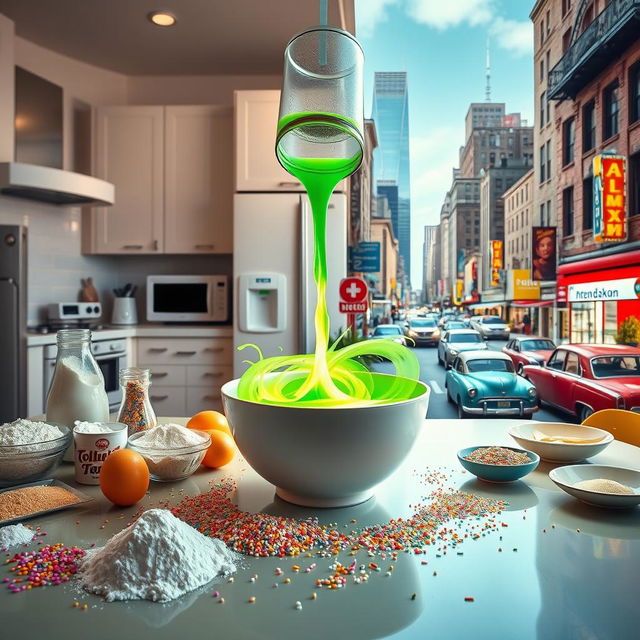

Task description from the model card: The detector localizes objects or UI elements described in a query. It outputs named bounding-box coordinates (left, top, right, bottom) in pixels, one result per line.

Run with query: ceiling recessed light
left=148, top=11, right=176, bottom=27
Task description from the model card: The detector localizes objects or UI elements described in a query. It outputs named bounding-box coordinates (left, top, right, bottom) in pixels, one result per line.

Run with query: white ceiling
left=0, top=0, right=355, bottom=75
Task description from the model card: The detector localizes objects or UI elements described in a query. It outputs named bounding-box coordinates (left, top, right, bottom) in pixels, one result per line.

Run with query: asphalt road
left=373, top=338, right=571, bottom=422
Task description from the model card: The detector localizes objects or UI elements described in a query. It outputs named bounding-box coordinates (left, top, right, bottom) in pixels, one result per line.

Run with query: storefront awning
left=468, top=301, right=504, bottom=310
left=510, top=300, right=554, bottom=308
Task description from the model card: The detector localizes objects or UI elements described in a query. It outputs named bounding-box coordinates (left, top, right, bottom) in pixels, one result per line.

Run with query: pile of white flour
left=0, top=523, right=35, bottom=548
left=74, top=421, right=115, bottom=434
left=79, top=509, right=237, bottom=602
left=133, top=423, right=208, bottom=449
left=0, top=419, right=65, bottom=449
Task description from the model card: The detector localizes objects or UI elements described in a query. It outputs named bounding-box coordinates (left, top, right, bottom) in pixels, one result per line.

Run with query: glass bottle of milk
left=46, top=329, right=110, bottom=460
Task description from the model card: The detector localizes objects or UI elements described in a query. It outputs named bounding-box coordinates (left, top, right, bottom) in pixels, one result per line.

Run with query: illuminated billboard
left=593, top=154, right=627, bottom=242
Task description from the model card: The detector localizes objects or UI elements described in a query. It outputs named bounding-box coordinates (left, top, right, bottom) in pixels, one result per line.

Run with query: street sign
left=349, top=242, right=380, bottom=273
left=339, top=277, right=368, bottom=313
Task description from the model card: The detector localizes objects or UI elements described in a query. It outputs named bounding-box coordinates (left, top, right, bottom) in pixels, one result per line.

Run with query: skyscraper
left=371, top=72, right=411, bottom=286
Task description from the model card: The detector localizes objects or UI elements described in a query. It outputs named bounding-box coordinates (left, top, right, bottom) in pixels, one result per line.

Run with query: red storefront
left=557, top=251, right=640, bottom=344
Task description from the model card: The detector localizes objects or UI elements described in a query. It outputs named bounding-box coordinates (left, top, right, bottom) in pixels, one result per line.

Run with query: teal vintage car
left=445, top=351, right=539, bottom=419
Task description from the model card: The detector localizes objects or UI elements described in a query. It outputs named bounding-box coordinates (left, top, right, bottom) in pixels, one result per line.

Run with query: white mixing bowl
left=222, top=374, right=430, bottom=507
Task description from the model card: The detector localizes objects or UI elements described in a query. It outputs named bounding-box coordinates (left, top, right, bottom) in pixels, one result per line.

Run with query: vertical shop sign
left=593, top=154, right=627, bottom=243
left=490, top=240, right=503, bottom=286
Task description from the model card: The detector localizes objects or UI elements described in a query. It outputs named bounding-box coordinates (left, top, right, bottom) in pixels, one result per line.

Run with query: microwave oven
left=146, top=275, right=228, bottom=322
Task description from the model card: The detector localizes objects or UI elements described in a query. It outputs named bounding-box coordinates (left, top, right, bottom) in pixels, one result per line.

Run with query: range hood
left=0, top=162, right=115, bottom=206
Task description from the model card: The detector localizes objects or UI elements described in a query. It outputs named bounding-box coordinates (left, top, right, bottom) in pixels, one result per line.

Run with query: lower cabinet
left=137, top=337, right=232, bottom=417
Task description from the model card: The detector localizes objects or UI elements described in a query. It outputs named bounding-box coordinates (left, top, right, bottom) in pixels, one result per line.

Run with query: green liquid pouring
left=237, top=113, right=420, bottom=407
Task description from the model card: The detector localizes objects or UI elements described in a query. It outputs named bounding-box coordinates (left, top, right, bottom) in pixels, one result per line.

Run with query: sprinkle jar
left=116, top=368, right=157, bottom=436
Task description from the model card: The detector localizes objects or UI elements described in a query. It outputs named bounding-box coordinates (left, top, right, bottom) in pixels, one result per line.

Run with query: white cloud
left=490, top=18, right=533, bottom=57
left=356, top=0, right=401, bottom=38
left=406, top=0, right=495, bottom=29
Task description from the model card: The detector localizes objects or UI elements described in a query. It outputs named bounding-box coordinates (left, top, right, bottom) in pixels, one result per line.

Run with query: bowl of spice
left=549, top=465, right=640, bottom=509
left=457, top=445, right=540, bottom=483
left=0, top=419, right=72, bottom=487
left=127, top=423, right=211, bottom=482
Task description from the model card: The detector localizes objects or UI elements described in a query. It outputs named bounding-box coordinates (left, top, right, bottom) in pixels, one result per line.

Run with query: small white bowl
left=549, top=465, right=640, bottom=509
left=509, top=422, right=613, bottom=463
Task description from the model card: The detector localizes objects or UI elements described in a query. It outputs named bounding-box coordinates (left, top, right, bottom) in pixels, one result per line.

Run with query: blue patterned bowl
left=457, top=446, right=539, bottom=483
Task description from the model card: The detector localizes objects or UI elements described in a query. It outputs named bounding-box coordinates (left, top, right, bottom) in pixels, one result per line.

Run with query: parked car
left=443, top=320, right=467, bottom=332
left=405, top=318, right=441, bottom=347
left=370, top=324, right=407, bottom=345
left=445, top=351, right=539, bottom=419
left=469, top=315, right=510, bottom=340
left=503, top=335, right=557, bottom=375
left=523, top=344, right=640, bottom=422
left=438, top=313, right=457, bottom=328
left=437, top=329, right=488, bottom=367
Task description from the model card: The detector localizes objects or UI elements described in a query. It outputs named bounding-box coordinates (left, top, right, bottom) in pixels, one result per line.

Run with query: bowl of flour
left=0, top=418, right=71, bottom=487
left=128, top=423, right=210, bottom=482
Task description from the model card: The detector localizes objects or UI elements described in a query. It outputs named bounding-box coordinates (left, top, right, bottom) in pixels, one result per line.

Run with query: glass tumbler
left=276, top=26, right=364, bottom=176
left=116, top=367, right=157, bottom=436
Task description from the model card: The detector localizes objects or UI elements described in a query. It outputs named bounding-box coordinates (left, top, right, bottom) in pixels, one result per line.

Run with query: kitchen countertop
left=2, top=418, right=639, bottom=640
left=26, top=324, right=233, bottom=346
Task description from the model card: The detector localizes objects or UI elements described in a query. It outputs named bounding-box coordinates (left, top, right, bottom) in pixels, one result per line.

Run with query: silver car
left=437, top=329, right=488, bottom=367
left=469, top=315, right=510, bottom=340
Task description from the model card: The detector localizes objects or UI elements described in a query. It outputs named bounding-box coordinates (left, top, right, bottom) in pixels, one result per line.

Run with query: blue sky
left=355, top=0, right=535, bottom=287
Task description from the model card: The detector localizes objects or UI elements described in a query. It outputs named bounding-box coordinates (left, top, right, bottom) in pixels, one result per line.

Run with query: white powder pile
left=133, top=423, right=208, bottom=449
left=574, top=478, right=635, bottom=495
left=0, top=419, right=65, bottom=448
left=74, top=421, right=114, bottom=434
left=0, top=523, right=35, bottom=549
left=79, top=508, right=237, bottom=602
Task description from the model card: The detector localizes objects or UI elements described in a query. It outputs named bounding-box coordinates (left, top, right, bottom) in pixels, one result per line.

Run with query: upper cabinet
left=235, top=90, right=305, bottom=192
left=84, top=105, right=232, bottom=255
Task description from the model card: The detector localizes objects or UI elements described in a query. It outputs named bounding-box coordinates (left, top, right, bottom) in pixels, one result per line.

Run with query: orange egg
left=187, top=410, right=233, bottom=437
left=99, top=448, right=149, bottom=506
left=200, top=429, right=236, bottom=469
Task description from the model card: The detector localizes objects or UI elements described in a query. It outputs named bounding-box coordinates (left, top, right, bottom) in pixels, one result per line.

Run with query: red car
left=523, top=344, right=640, bottom=422
left=503, top=335, right=556, bottom=375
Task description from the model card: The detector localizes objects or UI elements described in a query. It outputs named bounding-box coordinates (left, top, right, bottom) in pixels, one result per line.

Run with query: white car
left=469, top=315, right=510, bottom=340
left=437, top=329, right=488, bottom=366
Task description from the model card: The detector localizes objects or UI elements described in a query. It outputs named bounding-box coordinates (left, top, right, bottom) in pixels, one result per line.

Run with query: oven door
left=95, top=352, right=127, bottom=413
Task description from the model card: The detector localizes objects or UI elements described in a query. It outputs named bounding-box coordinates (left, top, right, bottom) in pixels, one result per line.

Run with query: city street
left=374, top=339, right=567, bottom=421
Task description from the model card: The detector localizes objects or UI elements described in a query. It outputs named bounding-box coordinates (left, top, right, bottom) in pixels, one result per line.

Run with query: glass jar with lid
left=116, top=367, right=157, bottom=436
left=45, top=329, right=110, bottom=460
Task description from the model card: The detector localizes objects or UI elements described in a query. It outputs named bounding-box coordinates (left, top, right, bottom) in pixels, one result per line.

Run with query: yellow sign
left=490, top=240, right=503, bottom=286
left=511, top=269, right=540, bottom=300
left=593, top=154, right=627, bottom=242
left=452, top=279, right=463, bottom=305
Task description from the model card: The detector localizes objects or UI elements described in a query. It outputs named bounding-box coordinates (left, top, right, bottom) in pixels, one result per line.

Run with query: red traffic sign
left=339, top=277, right=368, bottom=314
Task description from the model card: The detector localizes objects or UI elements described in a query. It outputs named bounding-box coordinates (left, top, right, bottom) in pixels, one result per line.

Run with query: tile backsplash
left=0, top=195, right=232, bottom=325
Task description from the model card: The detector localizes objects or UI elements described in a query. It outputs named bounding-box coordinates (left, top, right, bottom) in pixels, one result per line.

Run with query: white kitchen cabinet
left=85, top=105, right=232, bottom=255
left=137, top=337, right=232, bottom=417
left=234, top=90, right=346, bottom=193
left=164, top=106, right=233, bottom=254
left=88, top=106, right=164, bottom=254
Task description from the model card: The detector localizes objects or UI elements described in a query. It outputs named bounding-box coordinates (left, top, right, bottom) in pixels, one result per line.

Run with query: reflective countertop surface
left=2, top=418, right=639, bottom=640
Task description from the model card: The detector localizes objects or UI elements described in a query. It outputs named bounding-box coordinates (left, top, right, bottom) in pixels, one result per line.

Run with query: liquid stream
left=237, top=113, right=420, bottom=407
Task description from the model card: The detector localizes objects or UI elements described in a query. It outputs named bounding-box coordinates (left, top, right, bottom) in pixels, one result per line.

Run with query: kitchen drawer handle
left=176, top=350, right=197, bottom=356
left=204, top=372, right=223, bottom=378
left=122, top=244, right=143, bottom=250
left=150, top=394, right=168, bottom=401
left=278, top=181, right=301, bottom=187
left=195, top=244, right=214, bottom=250
left=153, top=372, right=168, bottom=377
left=149, top=348, right=168, bottom=353
left=204, top=347, right=224, bottom=353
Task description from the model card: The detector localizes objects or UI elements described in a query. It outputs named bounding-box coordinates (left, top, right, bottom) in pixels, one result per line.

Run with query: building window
left=629, top=62, right=640, bottom=124
left=540, top=144, right=546, bottom=183
left=562, top=0, right=572, bottom=17
left=540, top=20, right=544, bottom=46
left=562, top=28, right=572, bottom=54
left=546, top=200, right=551, bottom=226
left=539, top=59, right=544, bottom=83
left=563, top=186, right=574, bottom=237
left=546, top=140, right=551, bottom=178
left=582, top=100, right=596, bottom=152
left=546, top=10, right=551, bottom=35
left=630, top=152, right=640, bottom=216
left=603, top=81, right=620, bottom=140
left=539, top=92, right=546, bottom=128
left=583, top=177, right=593, bottom=230
left=546, top=51, right=550, bottom=79
left=563, top=118, right=575, bottom=166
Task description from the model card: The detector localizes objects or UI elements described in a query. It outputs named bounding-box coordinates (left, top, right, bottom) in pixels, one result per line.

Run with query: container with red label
left=73, top=421, right=128, bottom=485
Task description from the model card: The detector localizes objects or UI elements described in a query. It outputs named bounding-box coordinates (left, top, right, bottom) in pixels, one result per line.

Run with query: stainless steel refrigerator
left=233, top=193, right=347, bottom=378
left=0, top=224, right=27, bottom=422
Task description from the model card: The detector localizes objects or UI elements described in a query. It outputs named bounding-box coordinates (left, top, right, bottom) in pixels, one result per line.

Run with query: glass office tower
left=372, top=72, right=411, bottom=285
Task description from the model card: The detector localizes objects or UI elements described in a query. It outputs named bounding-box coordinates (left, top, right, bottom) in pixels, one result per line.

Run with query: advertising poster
left=593, top=154, right=627, bottom=243
left=490, top=240, right=503, bottom=286
left=531, top=227, right=557, bottom=281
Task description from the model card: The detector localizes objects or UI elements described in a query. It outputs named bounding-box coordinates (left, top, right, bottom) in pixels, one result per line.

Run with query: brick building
left=544, top=0, right=640, bottom=343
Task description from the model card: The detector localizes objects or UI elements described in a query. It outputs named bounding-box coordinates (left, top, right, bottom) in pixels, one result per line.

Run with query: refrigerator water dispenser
left=238, top=273, right=286, bottom=333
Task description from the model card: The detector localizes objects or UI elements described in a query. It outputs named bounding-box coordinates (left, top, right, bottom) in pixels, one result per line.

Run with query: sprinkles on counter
left=464, top=447, right=531, bottom=466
